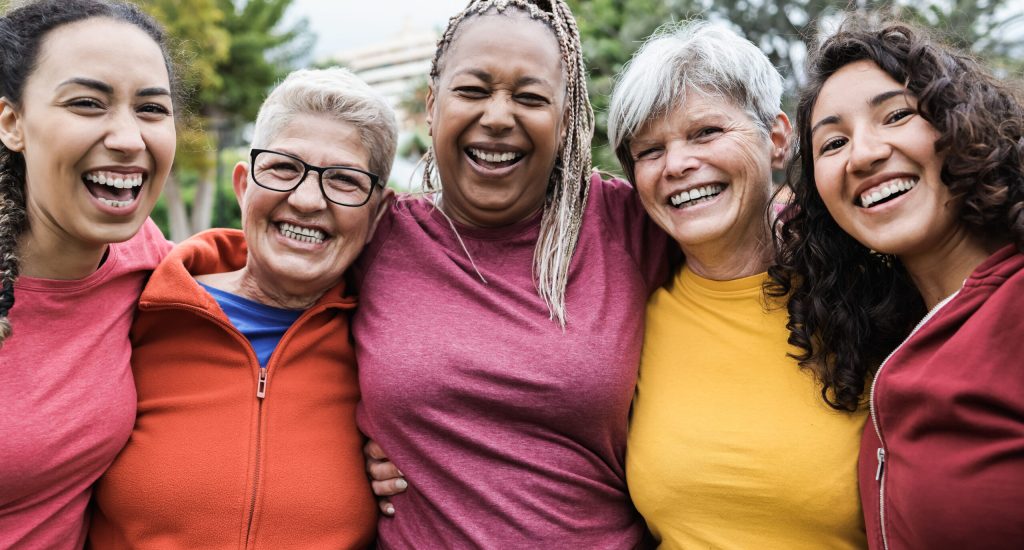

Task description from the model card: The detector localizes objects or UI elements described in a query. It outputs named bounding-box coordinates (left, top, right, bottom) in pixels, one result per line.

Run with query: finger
left=368, top=459, right=404, bottom=482
left=364, top=439, right=388, bottom=460
left=372, top=477, right=409, bottom=497
left=378, top=498, right=395, bottom=516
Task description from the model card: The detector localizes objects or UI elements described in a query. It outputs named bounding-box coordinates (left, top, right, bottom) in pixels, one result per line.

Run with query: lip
left=852, top=172, right=917, bottom=198
left=82, top=165, right=150, bottom=217
left=465, top=142, right=526, bottom=154
left=665, top=182, right=728, bottom=208
left=274, top=218, right=332, bottom=237
left=464, top=149, right=522, bottom=179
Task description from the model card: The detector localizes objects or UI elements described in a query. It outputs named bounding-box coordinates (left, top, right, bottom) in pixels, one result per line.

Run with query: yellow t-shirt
left=627, top=266, right=867, bottom=549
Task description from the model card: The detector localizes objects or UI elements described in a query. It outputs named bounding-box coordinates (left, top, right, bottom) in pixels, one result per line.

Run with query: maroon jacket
left=859, top=245, right=1024, bottom=549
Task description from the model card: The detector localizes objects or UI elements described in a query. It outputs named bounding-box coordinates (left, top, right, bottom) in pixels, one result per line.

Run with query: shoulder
left=110, top=218, right=173, bottom=273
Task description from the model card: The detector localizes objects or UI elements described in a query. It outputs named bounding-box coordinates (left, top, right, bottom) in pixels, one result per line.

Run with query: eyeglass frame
left=248, top=148, right=383, bottom=207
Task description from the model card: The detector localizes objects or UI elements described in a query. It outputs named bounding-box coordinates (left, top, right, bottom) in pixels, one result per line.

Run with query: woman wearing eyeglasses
left=88, top=67, right=395, bottom=548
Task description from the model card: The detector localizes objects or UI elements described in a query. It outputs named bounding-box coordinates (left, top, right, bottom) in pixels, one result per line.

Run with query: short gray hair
left=252, top=67, right=399, bottom=183
left=608, top=21, right=784, bottom=180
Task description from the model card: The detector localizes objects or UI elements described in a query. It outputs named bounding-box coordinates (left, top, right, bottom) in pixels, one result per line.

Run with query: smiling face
left=810, top=60, right=960, bottom=260
left=426, top=13, right=566, bottom=227
left=0, top=18, right=174, bottom=253
left=235, top=114, right=387, bottom=299
left=629, top=90, right=788, bottom=261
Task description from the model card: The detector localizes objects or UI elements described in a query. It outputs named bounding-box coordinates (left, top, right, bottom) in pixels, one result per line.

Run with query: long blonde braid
left=422, top=0, right=594, bottom=327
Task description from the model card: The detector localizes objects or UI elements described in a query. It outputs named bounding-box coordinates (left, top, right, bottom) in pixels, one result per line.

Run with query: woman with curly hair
left=771, top=15, right=1024, bottom=549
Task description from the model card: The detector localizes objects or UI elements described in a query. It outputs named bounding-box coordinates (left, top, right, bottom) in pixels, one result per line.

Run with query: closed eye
left=884, top=108, right=914, bottom=124
left=633, top=146, right=663, bottom=161
left=65, top=97, right=105, bottom=111
left=138, top=102, right=172, bottom=118
left=454, top=86, right=488, bottom=98
left=516, top=93, right=550, bottom=106
left=694, top=127, right=723, bottom=141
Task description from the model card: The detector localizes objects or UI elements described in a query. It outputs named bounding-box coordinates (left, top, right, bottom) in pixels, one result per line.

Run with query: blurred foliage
left=140, top=0, right=311, bottom=238
left=567, top=0, right=1024, bottom=177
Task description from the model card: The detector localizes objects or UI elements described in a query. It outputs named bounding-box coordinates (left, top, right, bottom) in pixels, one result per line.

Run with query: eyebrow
left=57, top=77, right=171, bottom=98
left=810, top=88, right=908, bottom=137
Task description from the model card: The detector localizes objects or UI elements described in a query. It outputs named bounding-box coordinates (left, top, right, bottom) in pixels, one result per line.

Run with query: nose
left=288, top=170, right=328, bottom=212
left=479, top=96, right=514, bottom=134
left=847, top=126, right=892, bottom=174
left=664, top=140, right=701, bottom=179
left=104, top=108, right=146, bottom=156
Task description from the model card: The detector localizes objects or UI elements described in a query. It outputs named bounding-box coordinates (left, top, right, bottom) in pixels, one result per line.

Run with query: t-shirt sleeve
left=120, top=218, right=174, bottom=271
left=591, top=173, right=672, bottom=292
left=351, top=199, right=398, bottom=292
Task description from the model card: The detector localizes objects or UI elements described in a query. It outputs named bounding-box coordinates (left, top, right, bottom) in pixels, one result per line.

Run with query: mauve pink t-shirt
left=0, top=219, right=169, bottom=550
left=354, top=175, right=668, bottom=548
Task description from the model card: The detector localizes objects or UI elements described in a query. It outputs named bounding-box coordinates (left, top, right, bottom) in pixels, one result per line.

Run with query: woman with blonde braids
left=355, top=0, right=667, bottom=545
left=0, top=0, right=175, bottom=547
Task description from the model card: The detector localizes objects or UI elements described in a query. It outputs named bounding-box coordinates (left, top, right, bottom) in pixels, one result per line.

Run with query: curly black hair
left=767, top=14, right=1024, bottom=411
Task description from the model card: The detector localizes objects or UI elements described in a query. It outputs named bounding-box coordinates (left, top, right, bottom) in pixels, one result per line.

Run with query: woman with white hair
left=89, top=67, right=396, bottom=548
left=608, top=22, right=867, bottom=548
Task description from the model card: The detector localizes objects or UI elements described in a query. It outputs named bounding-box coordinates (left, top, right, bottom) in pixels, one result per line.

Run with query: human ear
left=232, top=161, right=250, bottom=210
left=0, top=98, right=24, bottom=152
left=425, top=83, right=436, bottom=137
left=769, top=113, right=792, bottom=170
left=365, top=187, right=394, bottom=244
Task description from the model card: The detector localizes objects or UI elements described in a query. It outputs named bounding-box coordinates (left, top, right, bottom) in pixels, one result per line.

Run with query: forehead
left=634, top=91, right=750, bottom=139
left=31, top=18, right=169, bottom=90
left=442, top=13, right=564, bottom=84
left=268, top=114, right=370, bottom=169
left=812, top=60, right=904, bottom=118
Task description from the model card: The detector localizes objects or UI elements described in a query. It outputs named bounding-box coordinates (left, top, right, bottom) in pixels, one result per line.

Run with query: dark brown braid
left=0, top=0, right=173, bottom=347
left=0, top=145, right=26, bottom=344
left=422, top=0, right=595, bottom=327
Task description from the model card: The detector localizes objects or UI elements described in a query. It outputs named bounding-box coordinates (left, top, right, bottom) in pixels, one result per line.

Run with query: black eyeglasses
left=249, top=149, right=382, bottom=207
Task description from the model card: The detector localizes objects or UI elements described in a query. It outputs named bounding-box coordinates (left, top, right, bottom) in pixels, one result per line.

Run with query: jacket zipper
left=143, top=299, right=339, bottom=548
left=868, top=289, right=960, bottom=550
left=245, top=392, right=265, bottom=546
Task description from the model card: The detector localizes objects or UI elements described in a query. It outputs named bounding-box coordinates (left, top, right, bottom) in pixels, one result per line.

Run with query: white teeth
left=860, top=178, right=917, bottom=207
left=670, top=184, right=725, bottom=207
left=84, top=172, right=143, bottom=189
left=469, top=148, right=522, bottom=163
left=278, top=222, right=326, bottom=244
left=98, top=197, right=133, bottom=208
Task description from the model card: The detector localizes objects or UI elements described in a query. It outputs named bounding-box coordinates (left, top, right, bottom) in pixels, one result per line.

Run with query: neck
left=18, top=229, right=108, bottom=280
left=680, top=226, right=773, bottom=281
left=200, top=267, right=323, bottom=310
left=901, top=230, right=1004, bottom=309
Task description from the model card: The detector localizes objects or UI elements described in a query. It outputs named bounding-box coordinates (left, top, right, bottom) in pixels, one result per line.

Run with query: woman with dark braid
left=356, top=0, right=667, bottom=546
left=772, top=15, right=1024, bottom=549
left=0, top=0, right=175, bottom=547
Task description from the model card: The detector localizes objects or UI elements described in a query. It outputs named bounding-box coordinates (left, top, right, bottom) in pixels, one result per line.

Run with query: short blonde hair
left=252, top=68, right=399, bottom=183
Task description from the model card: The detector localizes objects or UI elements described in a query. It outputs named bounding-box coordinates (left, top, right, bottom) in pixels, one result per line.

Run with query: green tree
left=142, top=0, right=311, bottom=240
left=568, top=0, right=1024, bottom=177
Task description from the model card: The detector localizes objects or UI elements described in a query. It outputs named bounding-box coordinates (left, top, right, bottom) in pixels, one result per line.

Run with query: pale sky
left=290, top=0, right=469, bottom=62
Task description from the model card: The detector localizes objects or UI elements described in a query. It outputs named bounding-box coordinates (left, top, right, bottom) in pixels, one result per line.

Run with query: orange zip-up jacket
left=89, top=229, right=376, bottom=549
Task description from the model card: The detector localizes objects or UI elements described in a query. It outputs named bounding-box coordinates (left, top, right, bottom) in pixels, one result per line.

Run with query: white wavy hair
left=252, top=67, right=399, bottom=183
left=608, top=20, right=784, bottom=167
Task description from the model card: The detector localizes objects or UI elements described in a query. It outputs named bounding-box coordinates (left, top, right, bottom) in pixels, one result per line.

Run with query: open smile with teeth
left=277, top=222, right=327, bottom=245
left=466, top=147, right=524, bottom=168
left=83, top=171, right=144, bottom=208
left=859, top=177, right=917, bottom=208
left=670, top=184, right=725, bottom=208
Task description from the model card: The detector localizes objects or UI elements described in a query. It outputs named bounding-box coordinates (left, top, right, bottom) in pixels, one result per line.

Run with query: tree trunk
left=163, top=174, right=191, bottom=243
left=190, top=168, right=216, bottom=234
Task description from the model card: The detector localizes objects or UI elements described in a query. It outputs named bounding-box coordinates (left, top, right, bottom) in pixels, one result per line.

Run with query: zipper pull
left=875, top=447, right=886, bottom=481
left=257, top=366, right=267, bottom=399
